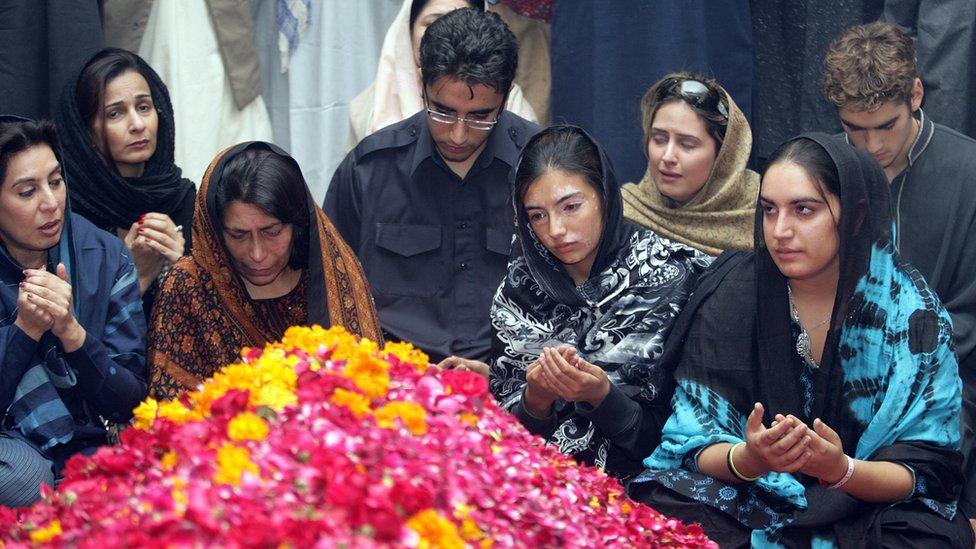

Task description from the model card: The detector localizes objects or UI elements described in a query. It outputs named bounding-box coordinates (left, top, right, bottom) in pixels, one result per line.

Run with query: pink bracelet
left=825, top=455, right=855, bottom=489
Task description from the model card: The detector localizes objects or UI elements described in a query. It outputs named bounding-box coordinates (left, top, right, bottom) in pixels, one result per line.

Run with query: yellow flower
left=343, top=350, right=390, bottom=400
left=458, top=411, right=479, bottom=427
left=375, top=401, right=427, bottom=436
left=453, top=504, right=489, bottom=545
left=281, top=325, right=377, bottom=363
left=157, top=400, right=203, bottom=424
left=382, top=341, right=429, bottom=372
left=227, top=412, right=270, bottom=441
left=460, top=519, right=487, bottom=544
left=29, top=520, right=61, bottom=543
left=160, top=451, right=179, bottom=471
left=406, top=510, right=465, bottom=549
left=330, top=388, right=373, bottom=418
left=189, top=350, right=298, bottom=416
left=132, top=397, right=158, bottom=430
left=213, top=443, right=259, bottom=486
left=171, top=476, right=188, bottom=514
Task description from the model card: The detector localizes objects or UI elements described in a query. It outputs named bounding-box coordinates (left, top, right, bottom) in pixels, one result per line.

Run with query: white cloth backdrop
left=139, top=0, right=275, bottom=185
left=280, top=0, right=401, bottom=203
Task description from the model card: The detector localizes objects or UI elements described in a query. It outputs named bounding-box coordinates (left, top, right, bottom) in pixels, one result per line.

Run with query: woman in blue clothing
left=629, top=133, right=972, bottom=546
left=0, top=116, right=147, bottom=507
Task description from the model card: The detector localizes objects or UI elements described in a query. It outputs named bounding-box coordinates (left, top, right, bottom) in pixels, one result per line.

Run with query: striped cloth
left=276, top=0, right=311, bottom=73
left=0, top=432, right=55, bottom=508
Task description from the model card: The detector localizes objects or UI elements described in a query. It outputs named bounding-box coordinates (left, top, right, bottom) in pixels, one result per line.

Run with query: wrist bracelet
left=824, top=455, right=855, bottom=489
left=727, top=442, right=761, bottom=482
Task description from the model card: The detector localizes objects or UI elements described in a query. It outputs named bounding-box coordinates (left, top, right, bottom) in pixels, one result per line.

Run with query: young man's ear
left=910, top=77, right=924, bottom=112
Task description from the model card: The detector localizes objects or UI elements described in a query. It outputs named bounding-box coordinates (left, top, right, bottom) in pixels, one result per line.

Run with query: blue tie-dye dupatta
left=630, top=134, right=963, bottom=547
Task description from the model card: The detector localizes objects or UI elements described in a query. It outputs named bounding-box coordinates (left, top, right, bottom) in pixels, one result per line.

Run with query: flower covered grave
left=0, top=326, right=714, bottom=548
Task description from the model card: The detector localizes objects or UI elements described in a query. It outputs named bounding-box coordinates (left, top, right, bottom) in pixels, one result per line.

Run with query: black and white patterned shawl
left=488, top=126, right=711, bottom=476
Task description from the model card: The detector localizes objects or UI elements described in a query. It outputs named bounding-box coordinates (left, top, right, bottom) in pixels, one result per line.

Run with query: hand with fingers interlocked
left=124, top=212, right=185, bottom=294
left=18, top=263, right=86, bottom=351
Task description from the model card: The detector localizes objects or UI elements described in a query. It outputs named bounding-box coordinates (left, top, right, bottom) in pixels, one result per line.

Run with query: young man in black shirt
left=824, top=20, right=976, bottom=529
left=325, top=8, right=539, bottom=364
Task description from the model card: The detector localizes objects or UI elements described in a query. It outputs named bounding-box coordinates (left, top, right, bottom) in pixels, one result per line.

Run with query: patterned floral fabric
left=148, top=142, right=381, bottom=400
left=147, top=266, right=307, bottom=400
left=490, top=229, right=710, bottom=476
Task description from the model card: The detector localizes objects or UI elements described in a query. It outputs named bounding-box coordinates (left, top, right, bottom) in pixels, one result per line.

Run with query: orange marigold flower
left=227, top=412, right=270, bottom=441
left=157, top=400, right=202, bottom=425
left=375, top=401, right=427, bottom=436
left=343, top=351, right=390, bottom=400
left=28, top=520, right=61, bottom=543
left=406, top=509, right=465, bottom=549
left=132, top=397, right=158, bottom=430
left=213, top=443, right=259, bottom=487
left=330, top=388, right=373, bottom=418
left=160, top=451, right=179, bottom=471
left=382, top=340, right=429, bottom=372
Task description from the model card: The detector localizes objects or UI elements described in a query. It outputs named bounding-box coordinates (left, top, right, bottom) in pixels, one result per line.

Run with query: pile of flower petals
left=0, top=326, right=714, bottom=548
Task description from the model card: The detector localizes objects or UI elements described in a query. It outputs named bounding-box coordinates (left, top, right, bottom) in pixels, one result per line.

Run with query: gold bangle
left=727, top=442, right=761, bottom=482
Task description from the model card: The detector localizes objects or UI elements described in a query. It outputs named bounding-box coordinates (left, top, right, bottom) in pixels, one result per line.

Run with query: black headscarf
left=511, top=125, right=637, bottom=308
left=54, top=48, right=194, bottom=243
left=752, top=132, right=893, bottom=449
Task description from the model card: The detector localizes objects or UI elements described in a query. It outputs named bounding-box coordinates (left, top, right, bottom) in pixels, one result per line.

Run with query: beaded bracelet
left=822, top=455, right=855, bottom=489
left=727, top=442, right=760, bottom=482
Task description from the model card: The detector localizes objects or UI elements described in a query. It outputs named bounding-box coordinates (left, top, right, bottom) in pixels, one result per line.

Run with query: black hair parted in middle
left=514, top=125, right=605, bottom=209
left=418, top=7, right=518, bottom=97
left=214, top=147, right=310, bottom=270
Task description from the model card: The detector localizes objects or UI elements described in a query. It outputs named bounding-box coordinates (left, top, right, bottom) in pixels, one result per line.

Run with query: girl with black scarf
left=480, top=126, right=711, bottom=480
left=629, top=134, right=972, bottom=547
left=55, top=48, right=195, bottom=315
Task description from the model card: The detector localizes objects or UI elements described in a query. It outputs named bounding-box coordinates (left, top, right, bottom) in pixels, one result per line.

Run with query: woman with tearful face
left=629, top=134, right=972, bottom=547
left=147, top=142, right=381, bottom=400
left=622, top=72, right=759, bottom=257
left=0, top=117, right=146, bottom=507
left=474, top=125, right=710, bottom=480
left=55, top=48, right=195, bottom=315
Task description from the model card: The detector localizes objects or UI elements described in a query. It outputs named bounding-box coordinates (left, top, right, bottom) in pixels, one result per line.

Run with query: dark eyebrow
left=650, top=127, right=702, bottom=142
left=104, top=94, right=152, bottom=109
left=224, top=221, right=284, bottom=233
left=10, top=163, right=61, bottom=187
left=840, top=115, right=899, bottom=131
left=759, top=195, right=826, bottom=205
left=524, top=191, right=584, bottom=210
left=10, top=176, right=38, bottom=187
left=430, top=100, right=493, bottom=116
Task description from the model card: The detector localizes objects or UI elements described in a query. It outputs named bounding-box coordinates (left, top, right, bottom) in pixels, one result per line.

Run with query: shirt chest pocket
left=370, top=223, right=447, bottom=298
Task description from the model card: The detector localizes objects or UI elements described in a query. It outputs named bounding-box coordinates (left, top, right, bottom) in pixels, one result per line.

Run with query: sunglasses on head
left=659, top=78, right=729, bottom=122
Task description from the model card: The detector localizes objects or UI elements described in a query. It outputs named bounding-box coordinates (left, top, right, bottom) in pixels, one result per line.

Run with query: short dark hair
left=822, top=21, right=918, bottom=111
left=409, top=0, right=485, bottom=29
left=515, top=126, right=604, bottom=209
left=214, top=148, right=310, bottom=270
left=0, top=118, right=62, bottom=185
left=419, top=8, right=518, bottom=96
left=764, top=138, right=841, bottom=218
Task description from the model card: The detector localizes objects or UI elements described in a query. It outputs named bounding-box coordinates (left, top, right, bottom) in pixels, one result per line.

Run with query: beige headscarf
left=347, top=0, right=538, bottom=148
left=621, top=81, right=759, bottom=257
